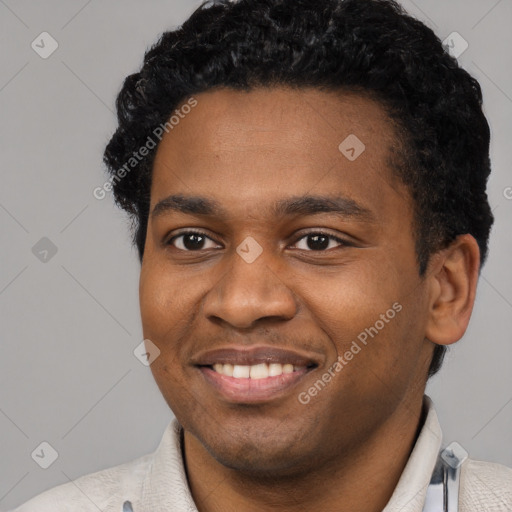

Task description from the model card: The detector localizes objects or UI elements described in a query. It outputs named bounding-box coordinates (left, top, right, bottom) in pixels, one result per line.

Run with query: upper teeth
left=212, top=363, right=297, bottom=379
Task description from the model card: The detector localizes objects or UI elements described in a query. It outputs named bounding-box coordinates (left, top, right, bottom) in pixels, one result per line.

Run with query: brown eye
left=292, top=232, right=347, bottom=251
left=168, top=231, right=221, bottom=251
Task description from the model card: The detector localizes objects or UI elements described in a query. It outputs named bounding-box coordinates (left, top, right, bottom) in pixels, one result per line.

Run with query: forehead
left=151, top=87, right=407, bottom=219
left=156, top=86, right=396, bottom=156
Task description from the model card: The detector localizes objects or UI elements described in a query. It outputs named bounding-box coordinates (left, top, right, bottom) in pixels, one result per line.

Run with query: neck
left=183, top=394, right=427, bottom=512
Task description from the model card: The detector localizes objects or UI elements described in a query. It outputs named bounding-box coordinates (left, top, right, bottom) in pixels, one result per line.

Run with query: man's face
left=139, top=87, right=434, bottom=475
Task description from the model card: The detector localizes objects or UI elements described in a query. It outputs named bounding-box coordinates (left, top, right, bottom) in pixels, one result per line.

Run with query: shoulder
left=459, top=457, right=512, bottom=511
left=11, top=452, right=152, bottom=512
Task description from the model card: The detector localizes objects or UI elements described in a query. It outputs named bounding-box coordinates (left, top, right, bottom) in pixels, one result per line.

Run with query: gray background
left=0, top=0, right=511, bottom=509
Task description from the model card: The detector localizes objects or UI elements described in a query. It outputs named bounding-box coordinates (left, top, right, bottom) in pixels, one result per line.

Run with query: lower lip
left=199, top=366, right=312, bottom=403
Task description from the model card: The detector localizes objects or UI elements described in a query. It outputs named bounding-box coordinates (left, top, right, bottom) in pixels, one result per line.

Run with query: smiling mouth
left=192, top=345, right=321, bottom=403
left=208, top=362, right=316, bottom=379
left=196, top=362, right=318, bottom=403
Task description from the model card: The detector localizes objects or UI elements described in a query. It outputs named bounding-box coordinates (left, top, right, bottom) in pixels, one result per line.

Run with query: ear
left=424, top=234, right=481, bottom=346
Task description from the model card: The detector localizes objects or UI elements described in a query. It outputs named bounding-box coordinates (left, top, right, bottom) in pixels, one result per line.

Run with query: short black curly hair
left=103, top=0, right=494, bottom=378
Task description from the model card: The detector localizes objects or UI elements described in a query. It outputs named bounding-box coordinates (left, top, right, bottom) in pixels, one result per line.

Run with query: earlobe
left=424, top=234, right=480, bottom=346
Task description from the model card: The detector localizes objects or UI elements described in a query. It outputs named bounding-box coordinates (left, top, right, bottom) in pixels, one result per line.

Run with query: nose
left=202, top=246, right=297, bottom=329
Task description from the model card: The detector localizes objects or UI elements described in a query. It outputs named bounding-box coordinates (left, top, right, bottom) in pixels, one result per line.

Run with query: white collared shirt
left=12, top=396, right=512, bottom=511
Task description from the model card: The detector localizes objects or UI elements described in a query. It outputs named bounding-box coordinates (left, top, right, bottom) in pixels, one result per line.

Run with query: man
left=14, top=0, right=511, bottom=510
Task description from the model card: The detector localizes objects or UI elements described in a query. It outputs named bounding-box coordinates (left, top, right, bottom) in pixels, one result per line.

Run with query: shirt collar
left=141, top=395, right=442, bottom=511
left=382, top=395, right=443, bottom=512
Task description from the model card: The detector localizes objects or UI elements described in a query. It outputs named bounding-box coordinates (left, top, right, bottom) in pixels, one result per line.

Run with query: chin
left=213, top=444, right=315, bottom=478
left=196, top=422, right=319, bottom=477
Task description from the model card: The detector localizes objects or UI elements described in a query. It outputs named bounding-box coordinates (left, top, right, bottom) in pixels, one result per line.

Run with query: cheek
left=139, top=261, right=190, bottom=344
left=139, top=270, right=168, bottom=335
left=301, top=263, right=402, bottom=339
left=139, top=265, right=196, bottom=408
left=301, top=262, right=420, bottom=389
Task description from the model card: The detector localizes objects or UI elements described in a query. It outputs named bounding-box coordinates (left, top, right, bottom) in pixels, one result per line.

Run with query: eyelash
left=166, top=230, right=350, bottom=252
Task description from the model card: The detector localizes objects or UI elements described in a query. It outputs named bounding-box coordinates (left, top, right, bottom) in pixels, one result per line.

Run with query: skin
left=139, top=87, right=480, bottom=512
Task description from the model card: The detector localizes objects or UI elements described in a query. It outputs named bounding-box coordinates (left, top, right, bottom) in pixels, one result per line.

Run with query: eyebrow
left=151, top=194, right=376, bottom=222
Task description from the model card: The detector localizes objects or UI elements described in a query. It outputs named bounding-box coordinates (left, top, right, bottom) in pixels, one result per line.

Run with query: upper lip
left=191, top=345, right=322, bottom=367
